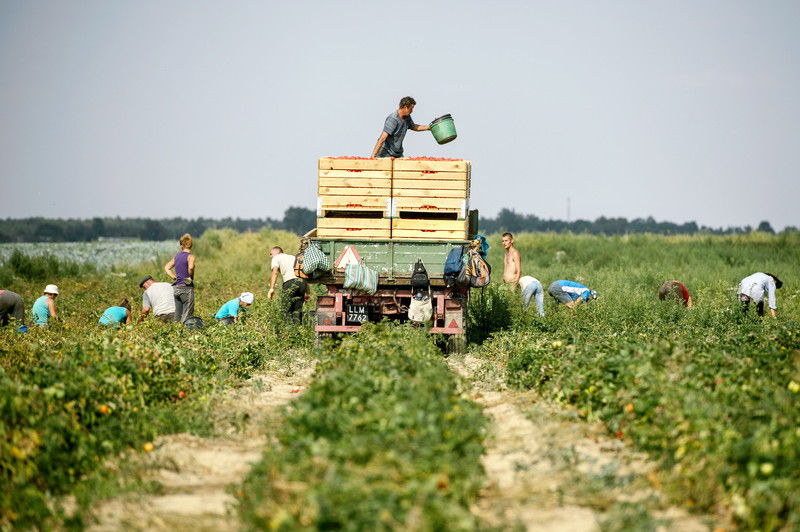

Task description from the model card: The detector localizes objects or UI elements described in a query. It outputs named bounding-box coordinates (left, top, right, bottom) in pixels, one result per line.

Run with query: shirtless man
left=502, top=233, right=521, bottom=288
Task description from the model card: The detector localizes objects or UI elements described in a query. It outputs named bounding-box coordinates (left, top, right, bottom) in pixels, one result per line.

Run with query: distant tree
left=756, top=220, right=775, bottom=234
left=282, top=207, right=316, bottom=235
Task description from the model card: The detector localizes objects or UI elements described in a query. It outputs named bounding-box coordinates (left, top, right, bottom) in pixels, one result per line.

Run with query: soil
left=448, top=353, right=720, bottom=532
left=88, top=361, right=315, bottom=531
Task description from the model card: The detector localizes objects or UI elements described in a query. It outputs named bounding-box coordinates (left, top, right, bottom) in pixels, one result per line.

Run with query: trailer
left=309, top=156, right=477, bottom=348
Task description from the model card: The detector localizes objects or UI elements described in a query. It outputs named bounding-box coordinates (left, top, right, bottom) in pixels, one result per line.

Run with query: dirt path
left=449, top=354, right=718, bottom=532
left=89, top=360, right=315, bottom=532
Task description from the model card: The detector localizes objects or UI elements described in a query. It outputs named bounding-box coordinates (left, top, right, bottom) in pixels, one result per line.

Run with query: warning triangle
left=448, top=320, right=459, bottom=329
left=334, top=245, right=362, bottom=270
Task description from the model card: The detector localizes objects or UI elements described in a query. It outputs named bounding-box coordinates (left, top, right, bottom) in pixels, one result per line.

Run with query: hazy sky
left=1, top=1, right=798, bottom=229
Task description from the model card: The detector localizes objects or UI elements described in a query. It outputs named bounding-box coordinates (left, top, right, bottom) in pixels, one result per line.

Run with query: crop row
left=237, top=324, right=487, bottom=530
left=477, top=284, right=800, bottom=530
left=0, top=300, right=311, bottom=529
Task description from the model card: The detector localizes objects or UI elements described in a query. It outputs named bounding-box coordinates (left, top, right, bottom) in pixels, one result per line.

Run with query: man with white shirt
left=137, top=276, right=176, bottom=322
left=268, top=246, right=308, bottom=323
left=738, top=272, right=782, bottom=318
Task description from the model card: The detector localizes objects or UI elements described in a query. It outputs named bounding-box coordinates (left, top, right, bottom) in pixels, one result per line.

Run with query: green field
left=1, top=230, right=798, bottom=530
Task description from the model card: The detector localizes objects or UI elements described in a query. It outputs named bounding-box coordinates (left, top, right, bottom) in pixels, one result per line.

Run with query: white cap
left=240, top=292, right=254, bottom=305
left=44, top=284, right=59, bottom=295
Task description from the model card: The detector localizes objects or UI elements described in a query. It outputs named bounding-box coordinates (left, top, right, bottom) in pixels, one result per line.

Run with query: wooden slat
left=318, top=169, right=391, bottom=179
left=317, top=217, right=390, bottom=230
left=319, top=187, right=391, bottom=197
left=391, top=228, right=468, bottom=240
left=392, top=179, right=466, bottom=190
left=393, top=159, right=470, bottom=172
left=392, top=219, right=468, bottom=231
left=393, top=197, right=466, bottom=210
left=390, top=170, right=468, bottom=181
left=319, top=157, right=392, bottom=171
left=392, top=188, right=467, bottom=199
left=318, top=177, right=391, bottom=188
left=320, top=196, right=390, bottom=208
left=317, top=227, right=392, bottom=238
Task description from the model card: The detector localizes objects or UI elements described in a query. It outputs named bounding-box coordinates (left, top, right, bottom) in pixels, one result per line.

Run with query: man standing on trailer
left=371, top=96, right=430, bottom=158
left=502, top=233, right=522, bottom=288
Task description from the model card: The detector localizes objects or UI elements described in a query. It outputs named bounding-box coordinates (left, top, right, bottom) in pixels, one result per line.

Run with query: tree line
left=0, top=207, right=792, bottom=243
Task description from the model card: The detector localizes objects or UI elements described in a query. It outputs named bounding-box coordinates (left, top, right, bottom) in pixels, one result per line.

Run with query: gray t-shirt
left=143, top=282, right=176, bottom=316
left=380, top=111, right=415, bottom=157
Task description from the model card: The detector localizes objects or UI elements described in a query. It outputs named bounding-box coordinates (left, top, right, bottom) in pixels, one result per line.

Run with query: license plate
left=346, top=304, right=369, bottom=324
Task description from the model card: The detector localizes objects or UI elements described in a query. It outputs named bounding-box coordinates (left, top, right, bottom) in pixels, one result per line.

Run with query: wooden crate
left=391, top=159, right=470, bottom=214
left=318, top=157, right=392, bottom=171
left=316, top=217, right=391, bottom=239
left=318, top=163, right=392, bottom=217
left=392, top=158, right=471, bottom=173
left=391, top=218, right=469, bottom=241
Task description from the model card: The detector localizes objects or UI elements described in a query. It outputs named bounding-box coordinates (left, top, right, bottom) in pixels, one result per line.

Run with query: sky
left=1, top=1, right=798, bottom=230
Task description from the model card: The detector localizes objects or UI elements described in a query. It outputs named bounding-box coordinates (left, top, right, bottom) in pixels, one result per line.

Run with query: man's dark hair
left=502, top=232, right=513, bottom=239
left=766, top=273, right=783, bottom=289
left=399, top=96, right=416, bottom=109
left=119, top=298, right=131, bottom=311
left=272, top=246, right=283, bottom=253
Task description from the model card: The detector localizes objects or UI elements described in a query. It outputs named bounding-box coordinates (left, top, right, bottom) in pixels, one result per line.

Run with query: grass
left=237, top=324, right=487, bottom=531
left=0, top=228, right=313, bottom=528
left=474, top=231, right=800, bottom=530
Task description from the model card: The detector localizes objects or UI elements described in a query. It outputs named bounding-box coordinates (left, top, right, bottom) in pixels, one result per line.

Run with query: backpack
left=294, top=252, right=310, bottom=279
left=444, top=246, right=466, bottom=287
left=466, top=250, right=491, bottom=287
left=410, top=260, right=430, bottom=295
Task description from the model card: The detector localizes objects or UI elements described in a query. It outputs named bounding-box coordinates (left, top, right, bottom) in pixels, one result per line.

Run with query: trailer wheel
left=445, top=333, right=466, bottom=355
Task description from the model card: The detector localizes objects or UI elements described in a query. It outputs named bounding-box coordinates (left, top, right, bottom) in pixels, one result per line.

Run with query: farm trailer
left=309, top=156, right=477, bottom=344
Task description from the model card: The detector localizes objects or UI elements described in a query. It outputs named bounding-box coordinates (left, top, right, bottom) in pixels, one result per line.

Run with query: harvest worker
left=164, top=233, right=196, bottom=323
left=215, top=292, right=255, bottom=325
left=268, top=245, right=308, bottom=323
left=99, top=299, right=132, bottom=327
left=519, top=275, right=545, bottom=317
left=0, top=290, right=26, bottom=329
left=371, top=96, right=430, bottom=158
left=137, top=275, right=176, bottom=323
left=502, top=233, right=521, bottom=288
left=31, top=284, right=59, bottom=326
left=738, top=272, right=782, bottom=318
left=658, top=280, right=693, bottom=307
left=547, top=279, right=598, bottom=313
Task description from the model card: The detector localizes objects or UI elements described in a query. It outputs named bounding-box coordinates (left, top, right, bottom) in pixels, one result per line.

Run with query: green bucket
left=430, top=114, right=457, bottom=144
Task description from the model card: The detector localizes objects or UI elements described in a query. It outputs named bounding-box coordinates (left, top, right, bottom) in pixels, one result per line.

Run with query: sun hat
left=138, top=275, right=153, bottom=288
left=44, top=284, right=59, bottom=295
left=240, top=292, right=255, bottom=305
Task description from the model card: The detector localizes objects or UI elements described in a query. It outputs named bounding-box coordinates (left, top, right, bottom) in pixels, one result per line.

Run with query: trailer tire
left=445, top=333, right=466, bottom=355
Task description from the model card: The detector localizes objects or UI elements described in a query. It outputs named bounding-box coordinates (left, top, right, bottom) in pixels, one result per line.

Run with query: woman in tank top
left=164, top=233, right=196, bottom=323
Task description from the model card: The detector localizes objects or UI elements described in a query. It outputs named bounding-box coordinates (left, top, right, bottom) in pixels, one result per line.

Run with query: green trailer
left=309, top=237, right=471, bottom=345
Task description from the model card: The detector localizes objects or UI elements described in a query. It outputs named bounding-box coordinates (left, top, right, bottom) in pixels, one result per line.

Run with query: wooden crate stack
left=391, top=158, right=471, bottom=240
left=317, top=157, right=392, bottom=239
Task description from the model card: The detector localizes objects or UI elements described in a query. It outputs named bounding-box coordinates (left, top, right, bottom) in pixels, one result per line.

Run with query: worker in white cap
left=215, top=292, right=255, bottom=325
left=31, top=284, right=59, bottom=326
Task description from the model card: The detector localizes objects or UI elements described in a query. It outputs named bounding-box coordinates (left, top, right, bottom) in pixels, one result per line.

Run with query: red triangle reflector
left=323, top=317, right=331, bottom=325
left=449, top=320, right=458, bottom=329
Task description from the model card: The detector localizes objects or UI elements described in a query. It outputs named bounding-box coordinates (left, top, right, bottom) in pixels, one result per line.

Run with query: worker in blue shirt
left=547, top=280, right=598, bottom=313
left=215, top=292, right=254, bottom=325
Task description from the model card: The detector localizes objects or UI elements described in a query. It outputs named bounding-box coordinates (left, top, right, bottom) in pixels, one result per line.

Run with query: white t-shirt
left=142, top=282, right=176, bottom=315
left=738, top=272, right=777, bottom=309
left=271, top=253, right=297, bottom=282
left=519, top=276, right=540, bottom=291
